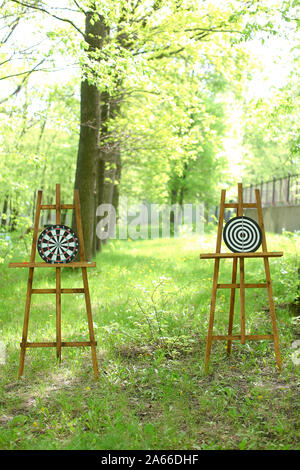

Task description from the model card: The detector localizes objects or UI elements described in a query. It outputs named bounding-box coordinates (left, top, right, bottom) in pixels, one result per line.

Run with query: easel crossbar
left=217, top=283, right=267, bottom=289
left=200, top=252, right=283, bottom=259
left=40, top=204, right=75, bottom=210
left=211, top=334, right=273, bottom=341
left=21, top=341, right=97, bottom=348
left=224, top=203, right=257, bottom=208
left=9, top=262, right=96, bottom=268
left=32, top=288, right=85, bottom=294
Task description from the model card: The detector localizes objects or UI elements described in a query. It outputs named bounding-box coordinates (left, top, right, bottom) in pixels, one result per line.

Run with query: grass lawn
left=0, top=231, right=299, bottom=450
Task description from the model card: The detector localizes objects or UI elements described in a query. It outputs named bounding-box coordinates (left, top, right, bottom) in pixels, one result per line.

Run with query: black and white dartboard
left=223, top=216, right=262, bottom=253
left=37, top=224, right=79, bottom=264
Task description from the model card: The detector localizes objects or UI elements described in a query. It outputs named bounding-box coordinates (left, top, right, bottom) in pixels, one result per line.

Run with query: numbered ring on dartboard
left=37, top=224, right=79, bottom=264
left=223, top=216, right=262, bottom=253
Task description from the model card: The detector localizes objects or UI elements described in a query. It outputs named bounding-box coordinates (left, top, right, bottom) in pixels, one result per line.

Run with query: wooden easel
left=9, top=184, right=99, bottom=380
left=200, top=183, right=283, bottom=373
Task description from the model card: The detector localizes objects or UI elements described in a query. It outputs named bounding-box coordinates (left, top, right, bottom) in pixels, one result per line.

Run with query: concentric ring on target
left=223, top=216, right=262, bottom=253
left=37, top=224, right=79, bottom=264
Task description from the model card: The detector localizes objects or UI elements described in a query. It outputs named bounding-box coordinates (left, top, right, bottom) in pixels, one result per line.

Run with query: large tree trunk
left=73, top=80, right=99, bottom=260
left=73, top=13, right=108, bottom=260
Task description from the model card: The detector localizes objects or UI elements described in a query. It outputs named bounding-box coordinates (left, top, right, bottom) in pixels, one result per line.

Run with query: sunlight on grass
left=0, top=232, right=299, bottom=450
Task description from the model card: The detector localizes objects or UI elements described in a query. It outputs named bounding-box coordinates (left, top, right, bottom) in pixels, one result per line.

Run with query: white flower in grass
left=0, top=341, right=5, bottom=365
left=291, top=340, right=300, bottom=366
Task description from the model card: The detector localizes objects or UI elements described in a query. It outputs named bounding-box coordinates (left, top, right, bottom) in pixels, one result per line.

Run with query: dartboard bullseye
left=223, top=216, right=262, bottom=253
left=37, top=224, right=79, bottom=264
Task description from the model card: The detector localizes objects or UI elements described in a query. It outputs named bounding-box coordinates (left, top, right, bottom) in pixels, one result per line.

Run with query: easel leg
left=18, top=267, right=34, bottom=379
left=264, top=258, right=282, bottom=370
left=239, top=257, right=246, bottom=345
left=227, top=258, right=238, bottom=355
left=255, top=188, right=282, bottom=370
left=82, top=267, right=99, bottom=380
left=18, top=191, right=42, bottom=378
left=56, top=267, right=62, bottom=363
left=55, top=184, right=62, bottom=363
left=204, top=258, right=220, bottom=373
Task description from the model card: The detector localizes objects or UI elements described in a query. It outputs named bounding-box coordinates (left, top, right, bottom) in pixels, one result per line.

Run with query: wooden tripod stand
left=9, top=184, right=99, bottom=380
left=200, top=183, right=283, bottom=373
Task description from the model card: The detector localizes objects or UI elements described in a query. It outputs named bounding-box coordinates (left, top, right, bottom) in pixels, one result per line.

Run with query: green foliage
left=242, top=84, right=300, bottom=182
left=0, top=0, right=299, bottom=235
left=0, top=231, right=13, bottom=264
left=0, top=80, right=80, bottom=247
left=112, top=40, right=252, bottom=206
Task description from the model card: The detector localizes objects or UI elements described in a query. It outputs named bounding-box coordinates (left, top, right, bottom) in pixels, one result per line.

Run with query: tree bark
left=9, top=197, right=18, bottom=232
left=1, top=195, right=9, bottom=228
left=99, top=94, right=122, bottom=245
left=93, top=89, right=109, bottom=253
left=73, top=12, right=108, bottom=260
left=95, top=156, right=105, bottom=253
left=112, top=148, right=121, bottom=215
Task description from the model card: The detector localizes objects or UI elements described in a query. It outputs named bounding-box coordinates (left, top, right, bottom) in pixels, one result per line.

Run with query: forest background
left=0, top=0, right=300, bottom=260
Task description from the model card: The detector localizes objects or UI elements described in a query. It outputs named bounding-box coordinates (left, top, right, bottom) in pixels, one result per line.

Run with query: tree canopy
left=0, top=0, right=299, bottom=258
